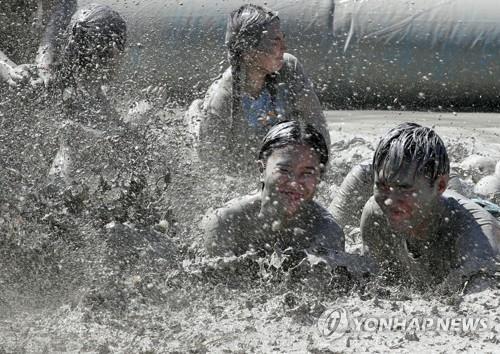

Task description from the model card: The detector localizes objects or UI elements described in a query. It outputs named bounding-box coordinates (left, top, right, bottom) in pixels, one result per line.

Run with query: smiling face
left=374, top=162, right=447, bottom=234
left=261, top=144, right=321, bottom=218
left=245, top=20, right=286, bottom=74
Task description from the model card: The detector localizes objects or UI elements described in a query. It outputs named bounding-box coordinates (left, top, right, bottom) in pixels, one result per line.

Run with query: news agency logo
left=317, top=308, right=350, bottom=340
left=317, top=307, right=490, bottom=340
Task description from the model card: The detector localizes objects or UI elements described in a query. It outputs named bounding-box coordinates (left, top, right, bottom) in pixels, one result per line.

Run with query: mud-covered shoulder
left=201, top=68, right=232, bottom=114
left=202, top=194, right=261, bottom=256
left=308, top=201, right=345, bottom=252
left=197, top=68, right=233, bottom=163
left=442, top=191, right=498, bottom=265
left=329, top=160, right=374, bottom=228
left=215, top=193, right=261, bottom=221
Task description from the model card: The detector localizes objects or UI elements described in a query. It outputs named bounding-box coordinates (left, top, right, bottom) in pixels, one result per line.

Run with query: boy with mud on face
left=203, top=121, right=344, bottom=257
left=361, top=123, right=499, bottom=291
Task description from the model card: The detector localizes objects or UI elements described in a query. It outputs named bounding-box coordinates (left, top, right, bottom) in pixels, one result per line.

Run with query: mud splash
left=0, top=101, right=499, bottom=352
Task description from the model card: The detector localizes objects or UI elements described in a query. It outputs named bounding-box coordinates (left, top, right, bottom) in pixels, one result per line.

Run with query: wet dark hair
left=225, top=4, right=280, bottom=134
left=259, top=121, right=329, bottom=172
left=373, top=122, right=450, bottom=184
left=58, top=4, right=127, bottom=87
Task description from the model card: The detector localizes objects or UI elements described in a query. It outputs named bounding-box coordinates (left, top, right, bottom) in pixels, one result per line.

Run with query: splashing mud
left=1, top=100, right=499, bottom=352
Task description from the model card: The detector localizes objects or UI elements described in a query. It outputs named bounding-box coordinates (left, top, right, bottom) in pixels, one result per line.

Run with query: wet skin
left=203, top=144, right=344, bottom=257
left=0, top=0, right=77, bottom=87
left=259, top=144, right=321, bottom=220
left=373, top=162, right=448, bottom=238
left=238, top=20, right=287, bottom=98
left=243, top=21, right=286, bottom=77
left=76, top=38, right=123, bottom=84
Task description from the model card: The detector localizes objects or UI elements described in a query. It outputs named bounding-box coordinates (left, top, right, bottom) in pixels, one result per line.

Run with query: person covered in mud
left=329, top=131, right=480, bottom=229
left=190, top=4, right=330, bottom=174
left=203, top=121, right=344, bottom=257
left=47, top=3, right=128, bottom=186
left=54, top=3, right=127, bottom=125
left=0, top=0, right=76, bottom=88
left=360, top=123, right=499, bottom=291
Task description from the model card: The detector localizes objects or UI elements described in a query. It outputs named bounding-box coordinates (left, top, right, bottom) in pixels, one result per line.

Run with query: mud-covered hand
left=8, top=64, right=41, bottom=87
left=2, top=64, right=32, bottom=87
left=31, top=64, right=53, bottom=87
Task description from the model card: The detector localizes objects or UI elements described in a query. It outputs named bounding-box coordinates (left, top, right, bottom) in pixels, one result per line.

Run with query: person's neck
left=258, top=193, right=309, bottom=228
left=407, top=197, right=445, bottom=240
left=242, top=65, right=267, bottom=98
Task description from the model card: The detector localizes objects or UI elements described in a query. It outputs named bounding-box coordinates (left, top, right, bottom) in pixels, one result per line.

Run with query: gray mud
left=1, top=102, right=500, bottom=352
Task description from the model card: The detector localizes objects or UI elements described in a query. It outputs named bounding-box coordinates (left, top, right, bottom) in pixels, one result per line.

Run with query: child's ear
left=437, top=174, right=449, bottom=195
left=257, top=160, right=265, bottom=190
left=257, top=160, right=265, bottom=174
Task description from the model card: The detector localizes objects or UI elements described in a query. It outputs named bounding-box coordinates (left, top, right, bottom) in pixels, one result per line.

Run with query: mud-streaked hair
left=259, top=121, right=329, bottom=173
left=225, top=4, right=280, bottom=135
left=373, top=122, right=450, bottom=184
left=58, top=4, right=126, bottom=87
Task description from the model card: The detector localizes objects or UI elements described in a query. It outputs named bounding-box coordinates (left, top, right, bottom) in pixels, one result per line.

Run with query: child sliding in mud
left=54, top=3, right=126, bottom=128
left=359, top=123, right=499, bottom=292
left=203, top=121, right=343, bottom=257
left=188, top=4, right=330, bottom=174
left=1, top=4, right=128, bottom=200
left=47, top=4, right=128, bottom=186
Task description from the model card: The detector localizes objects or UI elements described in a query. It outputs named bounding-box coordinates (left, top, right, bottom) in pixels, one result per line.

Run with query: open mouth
left=387, top=208, right=411, bottom=223
left=280, top=190, right=304, bottom=203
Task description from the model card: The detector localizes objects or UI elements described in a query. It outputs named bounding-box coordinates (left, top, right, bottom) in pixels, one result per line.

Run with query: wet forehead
left=266, top=145, right=319, bottom=168
left=263, top=20, right=282, bottom=36
left=375, top=160, right=419, bottom=186
left=258, top=20, right=282, bottom=43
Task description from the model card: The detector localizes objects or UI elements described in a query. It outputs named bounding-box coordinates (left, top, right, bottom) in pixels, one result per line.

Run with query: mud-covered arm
left=329, top=162, right=374, bottom=228
left=287, top=56, right=331, bottom=148
left=198, top=76, right=233, bottom=166
left=310, top=205, right=346, bottom=253
left=360, top=197, right=398, bottom=267
left=452, top=226, right=496, bottom=280
left=36, top=0, right=77, bottom=68
left=440, top=236, right=496, bottom=293
left=440, top=192, right=498, bottom=290
left=0, top=50, right=19, bottom=85
left=3, top=0, right=76, bottom=87
left=448, top=190, right=500, bottom=255
left=202, top=200, right=253, bottom=257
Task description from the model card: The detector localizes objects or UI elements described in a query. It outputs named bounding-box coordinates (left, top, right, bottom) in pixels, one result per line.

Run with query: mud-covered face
left=374, top=162, right=446, bottom=233
left=261, top=144, right=320, bottom=217
left=76, top=32, right=124, bottom=81
left=246, top=21, right=286, bottom=74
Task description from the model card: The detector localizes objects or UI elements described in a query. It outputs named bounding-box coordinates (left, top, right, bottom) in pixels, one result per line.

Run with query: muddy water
left=0, top=103, right=499, bottom=352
